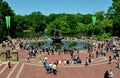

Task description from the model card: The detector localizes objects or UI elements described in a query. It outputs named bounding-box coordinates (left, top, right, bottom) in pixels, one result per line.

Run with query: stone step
left=8, top=61, right=23, bottom=78
left=0, top=64, right=6, bottom=72
left=0, top=64, right=15, bottom=78
left=91, top=59, right=108, bottom=64
left=30, top=58, right=108, bottom=67
left=92, top=57, right=108, bottom=63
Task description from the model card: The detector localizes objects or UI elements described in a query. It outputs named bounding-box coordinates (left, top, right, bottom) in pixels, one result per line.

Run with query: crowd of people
left=43, top=56, right=57, bottom=75
left=0, top=36, right=120, bottom=77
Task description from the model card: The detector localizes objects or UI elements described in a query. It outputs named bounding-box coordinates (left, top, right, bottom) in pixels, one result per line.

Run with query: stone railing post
left=11, top=49, right=19, bottom=61
left=0, top=50, right=7, bottom=61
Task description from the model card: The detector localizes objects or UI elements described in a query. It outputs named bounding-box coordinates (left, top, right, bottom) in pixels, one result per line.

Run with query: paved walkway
left=0, top=49, right=120, bottom=78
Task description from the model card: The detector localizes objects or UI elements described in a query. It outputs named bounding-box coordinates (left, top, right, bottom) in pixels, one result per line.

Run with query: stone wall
left=0, top=49, right=19, bottom=62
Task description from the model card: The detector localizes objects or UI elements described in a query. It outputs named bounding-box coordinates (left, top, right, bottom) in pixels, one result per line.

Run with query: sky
left=5, top=0, right=113, bottom=15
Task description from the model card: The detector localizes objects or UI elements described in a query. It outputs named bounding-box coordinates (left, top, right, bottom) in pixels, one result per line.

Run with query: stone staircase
left=28, top=56, right=109, bottom=67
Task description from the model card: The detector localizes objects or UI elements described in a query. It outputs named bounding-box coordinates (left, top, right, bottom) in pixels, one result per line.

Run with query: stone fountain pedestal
left=51, top=27, right=64, bottom=49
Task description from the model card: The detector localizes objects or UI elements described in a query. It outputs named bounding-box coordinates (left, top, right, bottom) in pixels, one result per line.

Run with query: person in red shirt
left=55, top=60, right=59, bottom=65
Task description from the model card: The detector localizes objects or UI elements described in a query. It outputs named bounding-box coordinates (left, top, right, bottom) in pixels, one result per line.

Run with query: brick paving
left=0, top=48, right=120, bottom=78
left=15, top=62, right=120, bottom=78
left=0, top=64, right=15, bottom=78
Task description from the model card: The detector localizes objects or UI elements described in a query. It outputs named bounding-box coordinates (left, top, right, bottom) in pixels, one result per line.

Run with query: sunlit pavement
left=0, top=50, right=120, bottom=78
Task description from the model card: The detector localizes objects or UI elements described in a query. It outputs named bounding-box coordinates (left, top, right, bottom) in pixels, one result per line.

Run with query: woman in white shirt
left=109, top=69, right=113, bottom=78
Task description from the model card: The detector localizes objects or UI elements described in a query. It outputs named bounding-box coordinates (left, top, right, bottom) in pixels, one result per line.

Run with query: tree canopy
left=107, top=0, right=120, bottom=37
left=0, top=0, right=15, bottom=42
left=0, top=0, right=120, bottom=42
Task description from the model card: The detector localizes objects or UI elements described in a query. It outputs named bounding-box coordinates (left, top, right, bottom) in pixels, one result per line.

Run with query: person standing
left=46, top=47, right=49, bottom=55
left=109, top=56, right=112, bottom=64
left=104, top=70, right=109, bottom=78
left=51, top=48, right=54, bottom=55
left=27, top=51, right=31, bottom=63
left=45, top=63, right=50, bottom=74
left=43, top=56, right=47, bottom=67
left=116, top=58, right=120, bottom=69
left=52, top=63, right=57, bottom=75
left=96, top=50, right=99, bottom=58
left=8, top=60, right=11, bottom=68
left=49, top=62, right=53, bottom=73
left=109, top=69, right=113, bottom=78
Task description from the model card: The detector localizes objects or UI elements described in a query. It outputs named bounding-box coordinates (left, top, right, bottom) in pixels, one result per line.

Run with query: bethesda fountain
left=51, top=27, right=64, bottom=49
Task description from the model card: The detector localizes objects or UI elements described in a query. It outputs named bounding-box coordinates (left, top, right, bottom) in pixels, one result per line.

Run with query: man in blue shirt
left=45, top=63, right=50, bottom=74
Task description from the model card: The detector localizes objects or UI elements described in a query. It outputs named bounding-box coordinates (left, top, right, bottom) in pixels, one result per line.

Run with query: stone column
left=0, top=50, right=7, bottom=61
left=116, top=47, right=120, bottom=54
left=11, top=49, right=19, bottom=61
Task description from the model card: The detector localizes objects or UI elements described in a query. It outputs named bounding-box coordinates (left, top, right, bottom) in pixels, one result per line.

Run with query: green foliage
left=96, top=33, right=111, bottom=39
left=107, top=0, right=120, bottom=37
left=82, top=14, right=92, bottom=24
left=95, top=11, right=105, bottom=20
left=27, top=12, right=47, bottom=33
left=0, top=0, right=119, bottom=42
left=0, top=0, right=15, bottom=42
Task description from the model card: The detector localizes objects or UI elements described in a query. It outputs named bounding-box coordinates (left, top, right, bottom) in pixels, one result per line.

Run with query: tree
left=14, top=15, right=31, bottom=37
left=107, top=0, right=120, bottom=37
left=27, top=11, right=47, bottom=33
left=95, top=11, right=105, bottom=21
left=82, top=14, right=92, bottom=24
left=0, top=0, right=15, bottom=41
